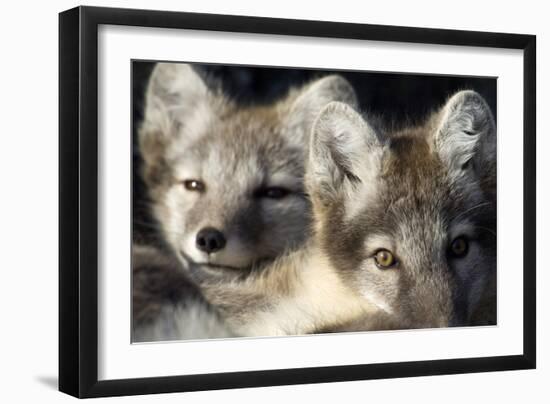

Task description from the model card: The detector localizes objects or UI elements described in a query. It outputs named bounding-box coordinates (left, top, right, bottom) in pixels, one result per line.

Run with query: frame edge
left=522, top=34, right=536, bottom=369
left=58, top=5, right=81, bottom=398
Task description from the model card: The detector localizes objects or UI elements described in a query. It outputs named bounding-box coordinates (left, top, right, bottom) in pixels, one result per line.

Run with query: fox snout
left=196, top=227, right=226, bottom=254
left=181, top=220, right=264, bottom=270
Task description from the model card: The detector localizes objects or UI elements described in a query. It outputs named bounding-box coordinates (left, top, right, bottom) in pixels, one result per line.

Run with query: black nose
left=196, top=227, right=226, bottom=253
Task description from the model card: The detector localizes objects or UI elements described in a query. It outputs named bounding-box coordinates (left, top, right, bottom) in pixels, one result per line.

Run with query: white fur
left=134, top=302, right=234, bottom=342
left=234, top=248, right=378, bottom=336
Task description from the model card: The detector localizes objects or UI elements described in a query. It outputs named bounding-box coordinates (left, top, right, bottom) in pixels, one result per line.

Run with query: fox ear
left=308, top=102, right=381, bottom=205
left=434, top=90, right=496, bottom=174
left=139, top=63, right=213, bottom=165
left=285, top=75, right=358, bottom=146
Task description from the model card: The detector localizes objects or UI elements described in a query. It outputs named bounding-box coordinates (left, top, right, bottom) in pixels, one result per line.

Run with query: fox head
left=139, top=63, right=357, bottom=274
left=308, top=91, right=496, bottom=328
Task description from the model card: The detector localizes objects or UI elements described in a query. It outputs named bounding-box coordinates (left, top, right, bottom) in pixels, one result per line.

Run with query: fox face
left=139, top=63, right=357, bottom=274
left=309, top=91, right=496, bottom=328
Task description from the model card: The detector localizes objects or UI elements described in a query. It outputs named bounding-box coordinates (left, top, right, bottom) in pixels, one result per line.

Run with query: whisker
left=451, top=201, right=492, bottom=223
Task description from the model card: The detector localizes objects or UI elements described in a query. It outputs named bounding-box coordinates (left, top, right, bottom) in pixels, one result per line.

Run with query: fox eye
left=374, top=249, right=397, bottom=269
left=449, top=236, right=469, bottom=258
left=255, top=187, right=290, bottom=199
left=183, top=179, right=205, bottom=192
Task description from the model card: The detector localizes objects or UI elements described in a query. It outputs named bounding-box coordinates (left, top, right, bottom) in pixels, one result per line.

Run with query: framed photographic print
left=59, top=6, right=536, bottom=398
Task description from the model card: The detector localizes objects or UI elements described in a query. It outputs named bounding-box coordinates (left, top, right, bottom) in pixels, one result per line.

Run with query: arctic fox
left=138, top=63, right=357, bottom=278
left=194, top=90, right=497, bottom=336
left=133, top=64, right=357, bottom=340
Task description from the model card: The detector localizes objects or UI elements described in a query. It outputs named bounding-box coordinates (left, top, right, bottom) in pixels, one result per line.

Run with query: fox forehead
left=376, top=140, right=484, bottom=239
left=165, top=112, right=305, bottom=183
left=382, top=133, right=445, bottom=185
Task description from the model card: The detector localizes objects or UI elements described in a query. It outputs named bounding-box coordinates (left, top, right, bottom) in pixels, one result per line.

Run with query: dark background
left=132, top=62, right=496, bottom=245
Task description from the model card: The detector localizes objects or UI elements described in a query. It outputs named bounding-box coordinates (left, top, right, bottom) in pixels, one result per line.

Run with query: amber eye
left=449, top=236, right=469, bottom=258
left=255, top=187, right=290, bottom=199
left=183, top=179, right=205, bottom=192
left=374, top=249, right=397, bottom=269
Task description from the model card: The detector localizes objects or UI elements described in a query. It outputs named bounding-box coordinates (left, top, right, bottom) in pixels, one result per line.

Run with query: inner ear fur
left=139, top=63, right=214, bottom=165
left=307, top=101, right=381, bottom=205
left=434, top=90, right=496, bottom=172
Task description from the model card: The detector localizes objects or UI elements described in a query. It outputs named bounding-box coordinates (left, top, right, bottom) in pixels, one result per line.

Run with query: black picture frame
left=59, top=5, right=536, bottom=398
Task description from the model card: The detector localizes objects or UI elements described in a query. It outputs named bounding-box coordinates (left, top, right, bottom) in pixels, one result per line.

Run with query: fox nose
left=196, top=227, right=226, bottom=253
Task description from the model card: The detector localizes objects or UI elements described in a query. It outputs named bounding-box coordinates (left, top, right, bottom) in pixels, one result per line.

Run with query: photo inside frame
left=131, top=61, right=497, bottom=343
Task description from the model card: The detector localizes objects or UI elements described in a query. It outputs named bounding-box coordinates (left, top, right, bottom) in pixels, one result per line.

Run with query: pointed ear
left=284, top=75, right=358, bottom=145
left=434, top=90, right=496, bottom=174
left=139, top=63, right=213, bottom=165
left=307, top=102, right=382, bottom=205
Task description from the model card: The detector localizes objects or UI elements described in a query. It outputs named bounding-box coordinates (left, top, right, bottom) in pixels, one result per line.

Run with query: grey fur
left=139, top=63, right=358, bottom=278
left=132, top=244, right=234, bottom=341
left=196, top=91, right=496, bottom=335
